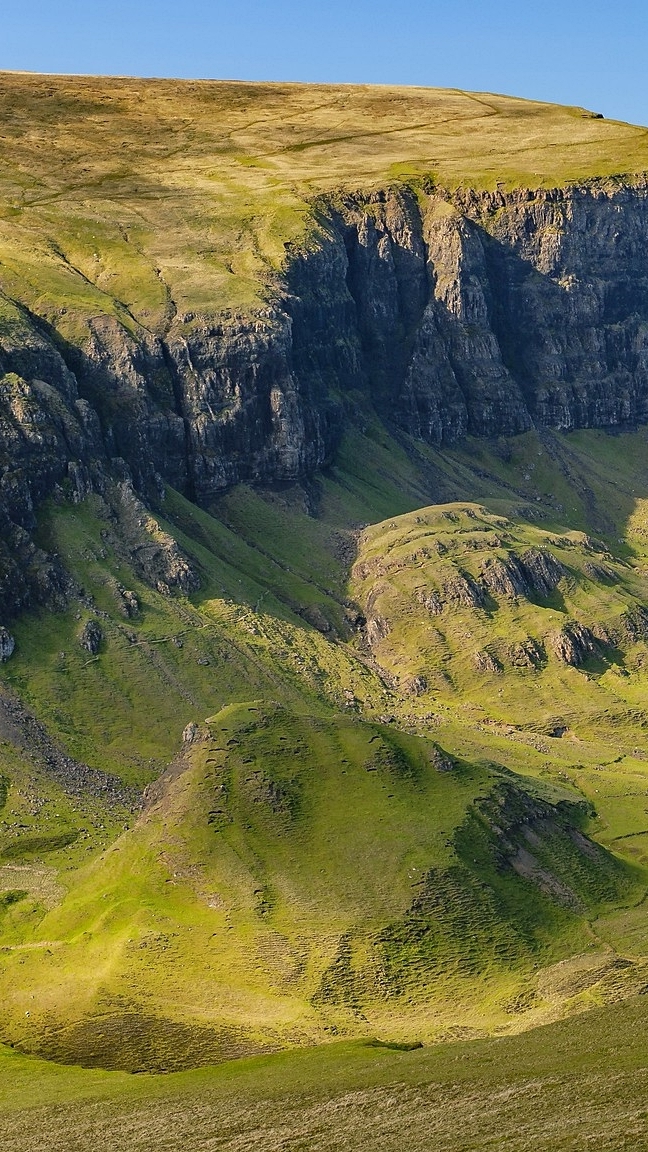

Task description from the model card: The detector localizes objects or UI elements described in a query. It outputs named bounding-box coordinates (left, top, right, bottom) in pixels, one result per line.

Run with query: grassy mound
left=4, top=994, right=648, bottom=1150
left=0, top=701, right=632, bottom=1070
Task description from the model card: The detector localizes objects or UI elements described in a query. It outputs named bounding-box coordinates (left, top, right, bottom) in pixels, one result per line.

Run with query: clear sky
left=2, top=0, right=647, bottom=127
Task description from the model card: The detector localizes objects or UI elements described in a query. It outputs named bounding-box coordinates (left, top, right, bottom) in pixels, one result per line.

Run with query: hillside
left=2, top=75, right=648, bottom=1140
left=3, top=426, right=648, bottom=1072
left=1, top=72, right=647, bottom=322
left=5, top=995, right=648, bottom=1150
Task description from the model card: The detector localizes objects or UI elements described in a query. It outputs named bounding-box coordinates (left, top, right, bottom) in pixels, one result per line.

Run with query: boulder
left=0, top=628, right=15, bottom=662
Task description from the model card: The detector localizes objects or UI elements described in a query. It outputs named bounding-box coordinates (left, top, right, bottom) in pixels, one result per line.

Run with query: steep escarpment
left=4, top=180, right=648, bottom=623
left=288, top=181, right=648, bottom=442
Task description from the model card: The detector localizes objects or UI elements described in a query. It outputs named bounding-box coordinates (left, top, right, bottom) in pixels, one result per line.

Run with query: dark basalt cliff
left=2, top=180, right=648, bottom=618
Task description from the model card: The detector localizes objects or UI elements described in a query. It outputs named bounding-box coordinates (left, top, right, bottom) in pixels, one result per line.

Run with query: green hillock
left=0, top=701, right=633, bottom=1071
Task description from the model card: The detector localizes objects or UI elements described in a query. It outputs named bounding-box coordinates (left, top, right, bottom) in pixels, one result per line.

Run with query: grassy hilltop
left=1, top=72, right=648, bottom=324
left=3, top=74, right=648, bottom=1147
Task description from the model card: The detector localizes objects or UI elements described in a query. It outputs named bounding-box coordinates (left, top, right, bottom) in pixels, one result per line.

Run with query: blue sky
left=2, top=0, right=647, bottom=126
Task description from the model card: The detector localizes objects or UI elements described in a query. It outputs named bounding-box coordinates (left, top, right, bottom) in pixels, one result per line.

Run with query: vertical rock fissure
left=159, top=339, right=197, bottom=505
left=337, top=190, right=432, bottom=421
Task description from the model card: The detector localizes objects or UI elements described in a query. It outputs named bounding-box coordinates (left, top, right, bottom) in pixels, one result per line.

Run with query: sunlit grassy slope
left=4, top=995, right=648, bottom=1151
left=3, top=71, right=648, bottom=1138
left=1, top=72, right=648, bottom=324
left=4, top=699, right=633, bottom=1069
left=4, top=426, right=648, bottom=1069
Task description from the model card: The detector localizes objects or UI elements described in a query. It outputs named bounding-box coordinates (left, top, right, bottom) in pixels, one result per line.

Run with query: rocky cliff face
left=290, top=180, right=648, bottom=442
left=3, top=179, right=648, bottom=620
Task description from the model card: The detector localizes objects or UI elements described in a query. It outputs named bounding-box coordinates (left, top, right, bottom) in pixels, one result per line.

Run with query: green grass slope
left=2, top=700, right=633, bottom=1069
left=4, top=994, right=648, bottom=1150
left=351, top=428, right=648, bottom=874
left=2, top=426, right=648, bottom=1068
left=0, top=72, right=647, bottom=325
left=3, top=68, right=648, bottom=1134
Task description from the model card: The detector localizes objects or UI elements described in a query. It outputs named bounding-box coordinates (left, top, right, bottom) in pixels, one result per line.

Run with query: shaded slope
left=6, top=992, right=648, bottom=1151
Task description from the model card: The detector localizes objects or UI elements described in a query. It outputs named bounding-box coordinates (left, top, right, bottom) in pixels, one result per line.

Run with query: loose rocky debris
left=405, top=674, right=428, bottom=696
left=0, top=686, right=136, bottom=807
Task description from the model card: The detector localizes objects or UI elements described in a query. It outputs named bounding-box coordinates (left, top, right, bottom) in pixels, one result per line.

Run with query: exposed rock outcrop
left=473, top=650, right=502, bottom=673
left=481, top=556, right=529, bottom=599
left=621, top=606, right=648, bottom=642
left=518, top=549, right=564, bottom=597
left=116, top=586, right=139, bottom=618
left=584, top=562, right=617, bottom=584
left=506, top=638, right=545, bottom=668
left=79, top=620, right=103, bottom=655
left=418, top=589, right=443, bottom=615
left=444, top=571, right=485, bottom=609
left=4, top=181, right=648, bottom=623
left=365, top=614, right=391, bottom=647
left=0, top=628, right=15, bottom=662
left=110, top=482, right=200, bottom=597
left=182, top=722, right=199, bottom=745
left=548, top=622, right=598, bottom=666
